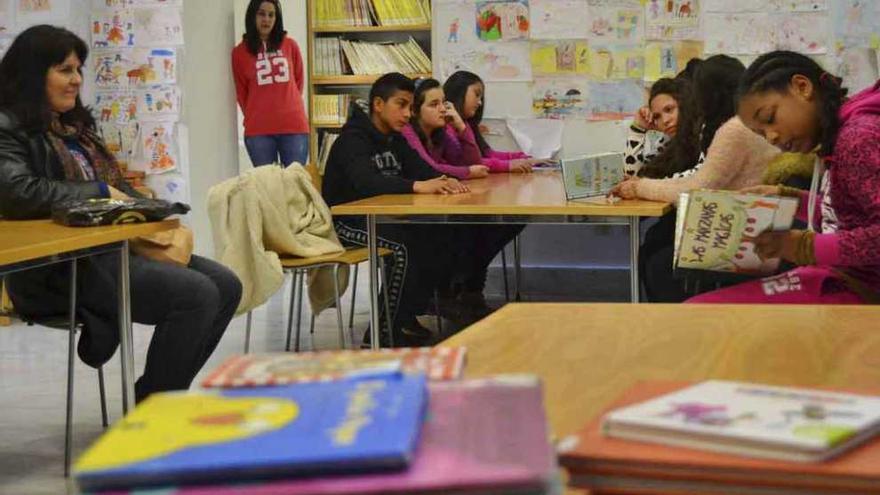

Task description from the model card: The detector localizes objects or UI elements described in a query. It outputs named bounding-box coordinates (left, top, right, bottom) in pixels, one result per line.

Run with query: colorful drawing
left=441, top=43, right=532, bottom=82
left=98, top=121, right=139, bottom=167
left=588, top=44, right=644, bottom=80
left=645, top=0, right=700, bottom=40
left=586, top=80, right=644, bottom=120
left=587, top=0, right=644, bottom=43
left=530, top=39, right=589, bottom=75
left=92, top=10, right=135, bottom=48
left=703, top=12, right=772, bottom=54
left=94, top=91, right=138, bottom=125
left=448, top=17, right=460, bottom=42
left=19, top=0, right=52, bottom=11
left=136, top=85, right=181, bottom=120
left=133, top=6, right=184, bottom=46
left=475, top=0, right=530, bottom=42
left=530, top=0, right=590, bottom=40
left=145, top=174, right=188, bottom=204
left=772, top=12, right=827, bottom=54
left=531, top=77, right=589, bottom=119
left=92, top=48, right=176, bottom=89
left=830, top=0, right=878, bottom=47
left=658, top=402, right=757, bottom=427
left=141, top=121, right=177, bottom=174
left=644, top=40, right=704, bottom=80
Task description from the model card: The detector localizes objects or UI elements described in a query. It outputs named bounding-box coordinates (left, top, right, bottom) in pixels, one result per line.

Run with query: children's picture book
left=201, top=347, right=467, bottom=388
left=559, top=381, right=880, bottom=494
left=601, top=380, right=880, bottom=462
left=74, top=373, right=428, bottom=492
left=674, top=190, right=799, bottom=275
left=560, top=152, right=624, bottom=200
left=104, top=375, right=558, bottom=495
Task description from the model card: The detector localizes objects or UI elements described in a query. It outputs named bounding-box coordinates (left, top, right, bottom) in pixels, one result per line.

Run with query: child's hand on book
left=754, top=230, right=805, bottom=262
left=610, top=176, right=639, bottom=199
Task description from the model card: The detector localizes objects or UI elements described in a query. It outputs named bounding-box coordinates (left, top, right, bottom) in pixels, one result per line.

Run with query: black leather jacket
left=0, top=111, right=136, bottom=219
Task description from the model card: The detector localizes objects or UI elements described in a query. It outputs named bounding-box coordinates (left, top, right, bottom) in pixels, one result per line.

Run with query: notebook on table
left=560, top=152, right=625, bottom=201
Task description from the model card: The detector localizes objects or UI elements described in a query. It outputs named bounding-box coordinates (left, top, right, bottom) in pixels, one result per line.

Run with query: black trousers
left=454, top=224, right=524, bottom=293
left=639, top=211, right=688, bottom=303
left=9, top=253, right=242, bottom=402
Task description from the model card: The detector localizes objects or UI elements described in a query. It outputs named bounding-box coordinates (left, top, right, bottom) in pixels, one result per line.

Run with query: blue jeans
left=244, top=133, right=309, bottom=167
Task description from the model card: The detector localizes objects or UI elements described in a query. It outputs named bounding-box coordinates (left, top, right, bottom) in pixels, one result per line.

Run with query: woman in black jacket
left=0, top=25, right=242, bottom=403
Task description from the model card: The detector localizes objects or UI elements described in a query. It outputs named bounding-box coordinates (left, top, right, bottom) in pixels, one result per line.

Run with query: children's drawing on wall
left=17, top=0, right=69, bottom=25
left=448, top=17, right=460, bottom=42
left=830, top=0, right=879, bottom=47
left=20, top=0, right=51, bottom=11
left=769, top=0, right=826, bottom=11
left=442, top=43, right=532, bottom=82
left=141, top=121, right=178, bottom=174
left=645, top=0, right=700, bottom=40
left=703, top=13, right=772, bottom=54
left=530, top=39, right=588, bottom=75
left=92, top=10, right=135, bottom=48
left=92, top=48, right=176, bottom=89
left=95, top=91, right=138, bottom=125
left=586, top=80, right=643, bottom=120
left=588, top=44, right=644, bottom=80
left=644, top=40, right=703, bottom=80
left=772, top=12, right=827, bottom=54
left=98, top=121, right=139, bottom=167
left=833, top=47, right=878, bottom=94
left=134, top=6, right=184, bottom=46
left=145, top=174, right=188, bottom=204
left=530, top=0, right=589, bottom=39
left=703, top=0, right=764, bottom=12
left=531, top=78, right=589, bottom=119
left=475, top=0, right=530, bottom=42
left=137, top=85, right=181, bottom=120
left=586, top=0, right=643, bottom=43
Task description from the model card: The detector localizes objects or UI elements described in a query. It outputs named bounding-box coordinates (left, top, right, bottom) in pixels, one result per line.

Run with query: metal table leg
left=629, top=216, right=640, bottom=303
left=117, top=241, right=135, bottom=412
left=367, top=215, right=380, bottom=350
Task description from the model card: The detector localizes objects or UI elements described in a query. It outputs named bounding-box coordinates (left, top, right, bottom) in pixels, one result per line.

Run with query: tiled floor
left=0, top=267, right=460, bottom=495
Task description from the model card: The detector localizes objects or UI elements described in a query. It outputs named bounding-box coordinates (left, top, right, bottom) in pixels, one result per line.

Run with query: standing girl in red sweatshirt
left=232, top=0, right=309, bottom=167
left=689, top=51, right=880, bottom=304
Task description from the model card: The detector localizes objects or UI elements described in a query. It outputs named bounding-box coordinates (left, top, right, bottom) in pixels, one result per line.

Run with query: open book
left=560, top=152, right=624, bottom=200
left=674, top=190, right=799, bottom=275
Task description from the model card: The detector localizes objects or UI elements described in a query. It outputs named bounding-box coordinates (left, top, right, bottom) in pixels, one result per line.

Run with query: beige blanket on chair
left=208, top=165, right=348, bottom=315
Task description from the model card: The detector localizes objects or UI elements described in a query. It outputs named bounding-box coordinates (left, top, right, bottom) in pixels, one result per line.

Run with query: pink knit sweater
left=634, top=116, right=780, bottom=204
left=400, top=124, right=483, bottom=179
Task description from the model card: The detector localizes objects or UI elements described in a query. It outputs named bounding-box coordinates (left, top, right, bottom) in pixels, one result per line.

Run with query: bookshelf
left=306, top=0, right=433, bottom=180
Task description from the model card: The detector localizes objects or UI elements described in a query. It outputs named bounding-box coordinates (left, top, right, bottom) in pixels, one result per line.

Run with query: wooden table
left=331, top=172, right=671, bottom=349
left=0, top=219, right=179, bottom=411
left=441, top=303, right=880, bottom=493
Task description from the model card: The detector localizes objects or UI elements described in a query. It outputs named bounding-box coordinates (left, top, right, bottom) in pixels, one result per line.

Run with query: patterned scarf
left=45, top=114, right=124, bottom=188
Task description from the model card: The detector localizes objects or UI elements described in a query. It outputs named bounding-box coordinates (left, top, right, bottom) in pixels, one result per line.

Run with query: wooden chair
left=244, top=247, right=395, bottom=352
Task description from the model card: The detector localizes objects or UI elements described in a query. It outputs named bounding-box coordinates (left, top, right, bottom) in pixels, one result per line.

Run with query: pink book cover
left=200, top=347, right=467, bottom=388
left=103, top=375, right=555, bottom=495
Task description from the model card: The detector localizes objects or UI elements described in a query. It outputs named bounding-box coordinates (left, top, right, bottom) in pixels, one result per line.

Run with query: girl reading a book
left=443, top=71, right=546, bottom=173
left=689, top=51, right=880, bottom=304
left=232, top=0, right=309, bottom=167
left=401, top=77, right=522, bottom=321
left=0, top=26, right=242, bottom=402
left=611, top=55, right=780, bottom=302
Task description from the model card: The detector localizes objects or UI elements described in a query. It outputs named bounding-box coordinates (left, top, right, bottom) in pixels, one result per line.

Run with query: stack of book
left=559, top=381, right=880, bottom=494
left=314, top=0, right=431, bottom=27
left=75, top=348, right=559, bottom=494
left=340, top=37, right=431, bottom=75
left=316, top=132, right=340, bottom=176
left=312, top=94, right=352, bottom=126
left=313, top=37, right=347, bottom=76
left=372, top=0, right=431, bottom=26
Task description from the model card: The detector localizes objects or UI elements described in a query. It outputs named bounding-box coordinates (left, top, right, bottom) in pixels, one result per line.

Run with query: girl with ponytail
left=689, top=51, right=880, bottom=304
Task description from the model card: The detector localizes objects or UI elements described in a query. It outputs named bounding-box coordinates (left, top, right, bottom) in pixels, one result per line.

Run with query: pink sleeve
left=400, top=125, right=469, bottom=179
left=481, top=157, right=511, bottom=172
left=445, top=125, right=483, bottom=166
left=486, top=149, right=529, bottom=160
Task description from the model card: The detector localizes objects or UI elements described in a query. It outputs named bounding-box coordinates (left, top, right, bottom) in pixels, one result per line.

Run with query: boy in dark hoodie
left=323, top=73, right=468, bottom=347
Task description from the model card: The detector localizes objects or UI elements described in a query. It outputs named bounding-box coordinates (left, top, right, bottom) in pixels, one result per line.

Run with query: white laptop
left=560, top=152, right=625, bottom=201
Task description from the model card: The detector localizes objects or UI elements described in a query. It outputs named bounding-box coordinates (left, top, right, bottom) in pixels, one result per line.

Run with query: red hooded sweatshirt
left=231, top=36, right=309, bottom=137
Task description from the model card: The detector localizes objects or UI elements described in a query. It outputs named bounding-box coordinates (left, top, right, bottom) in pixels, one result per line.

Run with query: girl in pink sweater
left=442, top=71, right=544, bottom=173
left=690, top=51, right=880, bottom=304
left=400, top=78, right=489, bottom=180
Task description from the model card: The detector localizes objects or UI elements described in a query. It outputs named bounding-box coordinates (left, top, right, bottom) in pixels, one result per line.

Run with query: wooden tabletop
left=330, top=172, right=671, bottom=217
left=441, top=303, right=880, bottom=440
left=0, top=219, right=179, bottom=266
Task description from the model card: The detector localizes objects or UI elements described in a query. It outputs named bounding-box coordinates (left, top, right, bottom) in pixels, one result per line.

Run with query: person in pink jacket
left=442, top=71, right=544, bottom=173
left=400, top=78, right=489, bottom=180
left=689, top=51, right=880, bottom=304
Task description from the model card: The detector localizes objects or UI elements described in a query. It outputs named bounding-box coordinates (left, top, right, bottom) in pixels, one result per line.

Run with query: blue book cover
left=74, top=373, right=428, bottom=492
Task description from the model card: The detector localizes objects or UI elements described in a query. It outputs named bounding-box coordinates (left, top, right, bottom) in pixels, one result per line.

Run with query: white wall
left=182, top=0, right=241, bottom=256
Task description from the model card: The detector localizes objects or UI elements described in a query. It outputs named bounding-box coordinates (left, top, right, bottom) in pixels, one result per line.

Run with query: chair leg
left=348, top=264, right=359, bottom=334
left=244, top=311, right=253, bottom=354
left=98, top=367, right=108, bottom=428
left=285, top=271, right=299, bottom=352
left=379, top=257, right=393, bottom=348
left=332, top=264, right=346, bottom=349
left=306, top=312, right=316, bottom=352
left=64, top=260, right=77, bottom=478
left=295, top=271, right=306, bottom=352
left=501, top=248, right=510, bottom=303
left=513, top=235, right=523, bottom=302
left=434, top=289, right=443, bottom=336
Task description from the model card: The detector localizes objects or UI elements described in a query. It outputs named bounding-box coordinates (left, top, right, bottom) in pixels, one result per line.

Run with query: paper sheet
left=587, top=0, right=643, bottom=43
left=94, top=90, right=138, bottom=124
left=441, top=43, right=532, bottom=82
left=773, top=11, right=828, bottom=54
left=133, top=5, right=183, bottom=45
left=833, top=47, right=879, bottom=94
left=529, top=0, right=589, bottom=39
left=136, top=85, right=181, bottom=121
left=92, top=47, right=176, bottom=89
left=703, top=12, right=772, bottom=54
left=531, top=77, right=590, bottom=119
left=830, top=0, right=879, bottom=47
left=145, top=173, right=188, bottom=204
left=475, top=0, right=530, bottom=42
left=644, top=40, right=703, bottom=80
left=91, top=9, right=135, bottom=48
left=586, top=80, right=644, bottom=121
left=16, top=0, right=70, bottom=29
left=506, top=118, right=564, bottom=159
left=587, top=43, right=644, bottom=80
left=139, top=120, right=178, bottom=174
left=644, top=0, right=700, bottom=40
left=530, top=39, right=589, bottom=75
